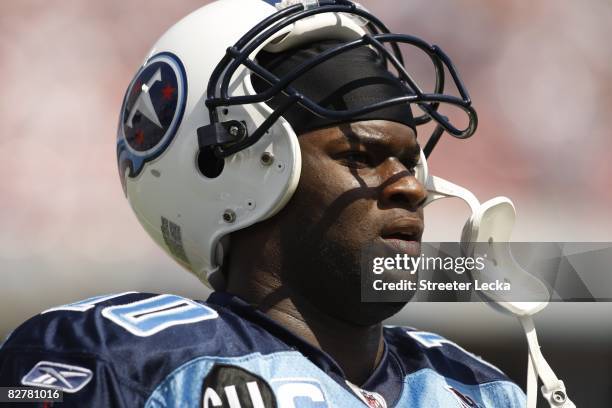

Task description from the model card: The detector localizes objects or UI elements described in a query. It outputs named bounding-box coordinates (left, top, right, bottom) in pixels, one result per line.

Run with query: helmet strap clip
left=197, top=120, right=248, bottom=150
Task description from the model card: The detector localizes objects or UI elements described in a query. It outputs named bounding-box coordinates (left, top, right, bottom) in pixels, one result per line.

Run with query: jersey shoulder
left=2, top=292, right=291, bottom=357
left=2, top=292, right=220, bottom=354
left=383, top=325, right=512, bottom=385
left=0, top=292, right=291, bottom=399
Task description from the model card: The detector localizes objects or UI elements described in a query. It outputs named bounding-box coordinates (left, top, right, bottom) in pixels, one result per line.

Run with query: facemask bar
left=200, top=1, right=477, bottom=158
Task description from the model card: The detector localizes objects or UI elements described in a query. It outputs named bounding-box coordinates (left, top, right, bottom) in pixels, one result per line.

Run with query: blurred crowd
left=1, top=0, right=611, bottom=334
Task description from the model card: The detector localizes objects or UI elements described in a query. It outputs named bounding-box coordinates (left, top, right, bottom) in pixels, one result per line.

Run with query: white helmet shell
left=117, top=0, right=370, bottom=288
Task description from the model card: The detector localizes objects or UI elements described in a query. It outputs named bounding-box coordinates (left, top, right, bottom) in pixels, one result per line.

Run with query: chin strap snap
left=424, top=174, right=575, bottom=408
left=521, top=316, right=576, bottom=408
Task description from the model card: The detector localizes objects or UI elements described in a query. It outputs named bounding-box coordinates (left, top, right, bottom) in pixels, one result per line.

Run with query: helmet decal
left=117, top=52, right=187, bottom=192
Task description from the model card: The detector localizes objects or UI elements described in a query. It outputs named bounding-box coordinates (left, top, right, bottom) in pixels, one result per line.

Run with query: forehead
left=344, top=120, right=417, bottom=145
left=303, top=120, right=418, bottom=152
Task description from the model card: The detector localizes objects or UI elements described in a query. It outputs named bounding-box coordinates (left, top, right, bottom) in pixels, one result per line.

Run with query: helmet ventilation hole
left=197, top=146, right=225, bottom=178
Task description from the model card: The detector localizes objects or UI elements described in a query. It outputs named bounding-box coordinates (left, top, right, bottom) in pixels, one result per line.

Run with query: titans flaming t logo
left=117, top=52, right=187, bottom=192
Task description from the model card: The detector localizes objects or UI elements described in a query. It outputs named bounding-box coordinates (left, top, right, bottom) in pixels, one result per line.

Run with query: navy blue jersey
left=0, top=292, right=525, bottom=407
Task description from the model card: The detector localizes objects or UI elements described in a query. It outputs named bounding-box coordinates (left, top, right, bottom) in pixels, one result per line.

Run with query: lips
left=380, top=218, right=423, bottom=256
left=380, top=218, right=423, bottom=241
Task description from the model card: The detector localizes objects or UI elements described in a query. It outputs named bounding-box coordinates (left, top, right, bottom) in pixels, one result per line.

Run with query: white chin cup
left=424, top=174, right=550, bottom=313
left=423, top=173, right=574, bottom=408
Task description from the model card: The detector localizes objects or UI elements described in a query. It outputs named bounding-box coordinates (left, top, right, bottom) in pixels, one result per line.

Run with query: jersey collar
left=206, top=291, right=403, bottom=406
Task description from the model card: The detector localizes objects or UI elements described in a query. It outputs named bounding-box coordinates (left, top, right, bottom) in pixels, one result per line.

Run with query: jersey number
left=44, top=293, right=218, bottom=337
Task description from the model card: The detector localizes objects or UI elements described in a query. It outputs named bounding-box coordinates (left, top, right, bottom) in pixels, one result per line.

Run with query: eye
left=336, top=151, right=375, bottom=168
left=400, top=154, right=421, bottom=174
left=401, top=159, right=418, bottom=174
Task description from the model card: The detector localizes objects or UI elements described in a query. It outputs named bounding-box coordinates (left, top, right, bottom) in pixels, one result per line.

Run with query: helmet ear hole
left=197, top=146, right=225, bottom=179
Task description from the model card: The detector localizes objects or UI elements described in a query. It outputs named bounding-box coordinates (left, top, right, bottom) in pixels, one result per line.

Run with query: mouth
left=380, top=220, right=423, bottom=256
left=379, top=237, right=421, bottom=256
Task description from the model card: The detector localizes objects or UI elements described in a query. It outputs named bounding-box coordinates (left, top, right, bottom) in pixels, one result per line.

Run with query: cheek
left=297, top=154, right=379, bottom=238
left=292, top=155, right=341, bottom=217
left=298, top=152, right=363, bottom=205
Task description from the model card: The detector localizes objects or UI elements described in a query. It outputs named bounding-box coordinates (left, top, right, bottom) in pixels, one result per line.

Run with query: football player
left=0, top=0, right=527, bottom=406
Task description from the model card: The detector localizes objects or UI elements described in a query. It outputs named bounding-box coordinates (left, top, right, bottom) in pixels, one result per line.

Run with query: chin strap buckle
left=541, top=380, right=574, bottom=407
left=521, top=317, right=576, bottom=408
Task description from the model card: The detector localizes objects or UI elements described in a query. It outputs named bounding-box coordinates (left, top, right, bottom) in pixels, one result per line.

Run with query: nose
left=379, top=158, right=427, bottom=211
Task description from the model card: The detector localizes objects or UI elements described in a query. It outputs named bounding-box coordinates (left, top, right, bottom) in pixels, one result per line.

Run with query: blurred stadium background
left=1, top=0, right=611, bottom=406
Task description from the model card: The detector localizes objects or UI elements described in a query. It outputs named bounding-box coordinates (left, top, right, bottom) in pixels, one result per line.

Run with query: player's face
left=278, top=119, right=426, bottom=325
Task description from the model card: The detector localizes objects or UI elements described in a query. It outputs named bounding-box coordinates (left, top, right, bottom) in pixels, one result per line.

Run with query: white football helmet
left=116, top=0, right=475, bottom=289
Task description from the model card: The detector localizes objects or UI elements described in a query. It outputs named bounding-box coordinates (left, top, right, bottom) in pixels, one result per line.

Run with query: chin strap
left=520, top=316, right=575, bottom=408
left=425, top=174, right=575, bottom=408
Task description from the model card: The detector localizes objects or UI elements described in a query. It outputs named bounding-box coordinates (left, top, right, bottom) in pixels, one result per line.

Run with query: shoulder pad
left=384, top=326, right=511, bottom=385
left=1, top=292, right=233, bottom=393
left=2, top=292, right=220, bottom=354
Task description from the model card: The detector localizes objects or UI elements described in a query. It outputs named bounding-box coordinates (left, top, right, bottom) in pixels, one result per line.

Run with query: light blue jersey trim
left=398, top=368, right=526, bottom=408
left=145, top=351, right=367, bottom=408
left=145, top=352, right=526, bottom=408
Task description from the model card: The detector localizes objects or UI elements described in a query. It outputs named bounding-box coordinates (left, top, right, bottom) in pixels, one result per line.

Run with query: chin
left=333, top=301, right=408, bottom=327
left=306, top=277, right=408, bottom=326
